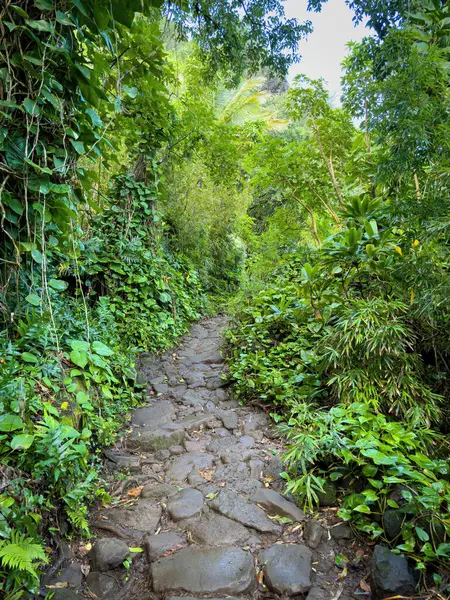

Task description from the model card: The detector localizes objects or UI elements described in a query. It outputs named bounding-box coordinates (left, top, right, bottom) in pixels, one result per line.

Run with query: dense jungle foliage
left=0, top=0, right=449, bottom=596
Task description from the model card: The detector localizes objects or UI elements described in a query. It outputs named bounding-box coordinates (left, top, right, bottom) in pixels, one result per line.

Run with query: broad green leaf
left=123, top=86, right=138, bottom=99
left=26, top=19, right=54, bottom=32
left=35, top=0, right=54, bottom=9
left=92, top=341, right=113, bottom=356
left=49, top=278, right=69, bottom=291
left=415, top=526, right=429, bottom=542
left=69, top=340, right=90, bottom=352
left=21, top=352, right=39, bottom=363
left=353, top=504, right=371, bottom=514
left=86, top=108, right=103, bottom=127
left=10, top=434, right=35, bottom=450
left=0, top=414, right=24, bottom=432
left=70, top=349, right=89, bottom=368
left=31, top=249, right=43, bottom=264
left=26, top=293, right=41, bottom=306
left=70, top=140, right=85, bottom=154
left=23, top=98, right=40, bottom=116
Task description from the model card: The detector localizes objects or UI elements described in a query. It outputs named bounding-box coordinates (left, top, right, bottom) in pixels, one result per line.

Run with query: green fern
left=0, top=530, right=48, bottom=580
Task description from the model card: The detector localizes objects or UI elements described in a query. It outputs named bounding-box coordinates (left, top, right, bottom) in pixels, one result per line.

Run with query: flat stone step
left=209, top=489, right=281, bottom=534
left=185, top=512, right=253, bottom=546
left=151, top=547, right=255, bottom=595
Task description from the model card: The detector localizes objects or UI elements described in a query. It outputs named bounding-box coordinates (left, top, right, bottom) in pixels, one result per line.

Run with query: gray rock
left=186, top=513, right=251, bottom=546
left=249, top=458, right=264, bottom=479
left=304, top=520, right=326, bottom=549
left=184, top=439, right=207, bottom=452
left=217, top=410, right=238, bottom=430
left=86, top=572, right=119, bottom=598
left=242, top=413, right=267, bottom=440
left=179, top=413, right=215, bottom=432
left=370, top=545, right=416, bottom=600
left=317, top=481, right=337, bottom=506
left=383, top=509, right=405, bottom=540
left=151, top=547, right=255, bottom=595
left=155, top=448, right=170, bottom=461
left=104, top=450, right=140, bottom=471
left=51, top=592, right=80, bottom=600
left=166, top=452, right=214, bottom=482
left=167, top=597, right=240, bottom=600
left=129, top=423, right=185, bottom=451
left=141, top=483, right=177, bottom=500
left=214, top=427, right=231, bottom=437
left=209, top=489, right=281, bottom=534
left=131, top=402, right=174, bottom=427
left=260, top=544, right=312, bottom=596
left=330, top=523, right=353, bottom=540
left=53, top=562, right=84, bottom=587
left=182, top=390, right=207, bottom=406
left=167, top=488, right=204, bottom=521
left=103, top=500, right=162, bottom=533
left=239, top=435, right=255, bottom=447
left=169, top=444, right=185, bottom=455
left=214, top=389, right=229, bottom=402
left=251, top=488, right=305, bottom=522
left=90, top=538, right=130, bottom=571
left=205, top=376, right=226, bottom=390
left=145, top=532, right=186, bottom=561
left=306, top=587, right=328, bottom=600
left=154, top=383, right=169, bottom=394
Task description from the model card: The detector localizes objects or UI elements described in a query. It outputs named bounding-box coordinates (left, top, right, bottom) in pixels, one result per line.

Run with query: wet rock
left=141, top=483, right=178, bottom=500
left=167, top=488, right=204, bottom=521
left=166, top=452, right=214, bottom=482
left=260, top=543, right=312, bottom=596
left=104, top=500, right=162, bottom=533
left=104, top=450, right=140, bottom=472
left=330, top=523, right=353, bottom=540
left=371, top=545, right=416, bottom=600
left=90, top=538, right=130, bottom=571
left=145, top=532, right=186, bottom=561
left=251, top=488, right=305, bottom=522
left=304, top=520, right=326, bottom=549
left=186, top=513, right=251, bottom=546
left=209, top=489, right=281, bottom=534
left=86, top=572, right=119, bottom=598
left=151, top=547, right=255, bottom=595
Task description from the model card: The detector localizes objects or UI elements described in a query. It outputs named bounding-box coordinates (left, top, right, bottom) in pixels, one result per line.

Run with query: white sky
left=284, top=0, right=370, bottom=104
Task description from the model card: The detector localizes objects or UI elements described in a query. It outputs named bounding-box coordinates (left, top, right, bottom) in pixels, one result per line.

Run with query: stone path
left=47, top=317, right=374, bottom=600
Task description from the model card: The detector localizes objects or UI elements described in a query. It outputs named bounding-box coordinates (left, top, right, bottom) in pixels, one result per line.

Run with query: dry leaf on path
left=127, top=485, right=143, bottom=497
left=199, top=468, right=215, bottom=481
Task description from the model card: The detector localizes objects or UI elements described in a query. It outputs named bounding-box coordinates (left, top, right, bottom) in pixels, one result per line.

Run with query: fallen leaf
left=81, top=564, right=90, bottom=577
left=46, top=583, right=68, bottom=589
left=219, top=481, right=226, bottom=487
left=256, top=570, right=265, bottom=587
left=360, top=580, right=371, bottom=592
left=199, top=468, right=215, bottom=481
left=127, top=486, right=143, bottom=497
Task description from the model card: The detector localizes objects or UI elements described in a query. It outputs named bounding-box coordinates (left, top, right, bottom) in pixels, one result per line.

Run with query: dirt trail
left=47, top=317, right=368, bottom=600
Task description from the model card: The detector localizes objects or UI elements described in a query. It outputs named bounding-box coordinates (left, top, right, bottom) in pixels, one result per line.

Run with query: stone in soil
left=129, top=423, right=185, bottom=451
left=242, top=413, right=267, bottom=440
left=216, top=410, right=238, bottom=430
left=370, top=545, right=416, bottom=600
left=141, top=483, right=177, bottom=500
left=131, top=402, right=174, bottom=427
left=166, top=452, right=214, bottom=482
left=145, top=532, right=186, bottom=561
left=86, top=572, right=119, bottom=598
left=178, top=413, right=216, bottom=432
left=303, top=520, right=326, bottom=549
left=151, top=547, right=255, bottom=595
left=260, top=543, right=312, bottom=596
left=103, top=500, right=162, bottom=533
left=52, top=562, right=84, bottom=587
left=167, top=488, right=204, bottom=521
left=185, top=512, right=252, bottom=546
left=251, top=488, right=305, bottom=522
left=209, top=489, right=281, bottom=534
left=330, top=522, right=353, bottom=540
left=90, top=538, right=130, bottom=571
left=153, top=383, right=169, bottom=394
left=104, top=450, right=141, bottom=471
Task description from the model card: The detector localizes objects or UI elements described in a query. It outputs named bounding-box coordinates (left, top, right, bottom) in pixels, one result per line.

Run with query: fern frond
left=0, top=531, right=48, bottom=579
